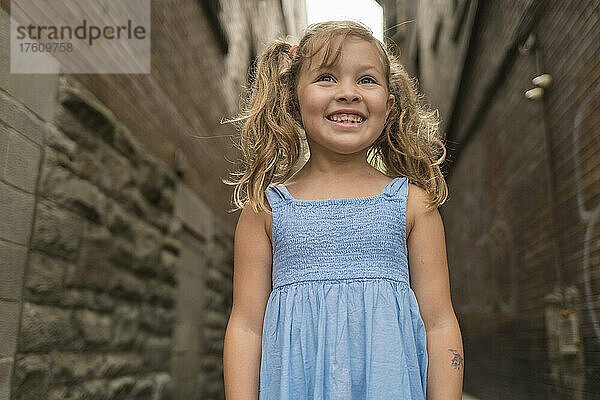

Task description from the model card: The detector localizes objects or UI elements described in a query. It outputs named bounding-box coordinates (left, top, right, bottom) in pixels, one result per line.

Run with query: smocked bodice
left=265, top=177, right=409, bottom=289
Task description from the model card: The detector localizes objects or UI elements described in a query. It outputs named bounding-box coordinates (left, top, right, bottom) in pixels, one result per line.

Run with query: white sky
left=305, top=0, right=384, bottom=42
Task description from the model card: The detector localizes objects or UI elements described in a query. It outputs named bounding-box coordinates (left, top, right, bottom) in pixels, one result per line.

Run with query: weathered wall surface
left=8, top=74, right=177, bottom=399
left=385, top=0, right=600, bottom=398
left=0, top=1, right=307, bottom=399
left=71, top=0, right=306, bottom=230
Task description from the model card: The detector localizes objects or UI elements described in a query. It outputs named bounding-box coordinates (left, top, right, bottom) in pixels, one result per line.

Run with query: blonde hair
left=224, top=20, right=448, bottom=214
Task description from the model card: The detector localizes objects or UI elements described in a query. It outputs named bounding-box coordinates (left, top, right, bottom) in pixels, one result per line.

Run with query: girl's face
left=296, top=37, right=395, bottom=156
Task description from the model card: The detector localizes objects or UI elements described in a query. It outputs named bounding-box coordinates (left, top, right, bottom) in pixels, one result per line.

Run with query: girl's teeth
left=329, top=114, right=363, bottom=123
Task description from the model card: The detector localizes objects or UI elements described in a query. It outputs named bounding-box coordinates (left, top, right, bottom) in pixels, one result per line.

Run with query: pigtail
left=371, top=55, right=448, bottom=211
left=224, top=41, right=304, bottom=214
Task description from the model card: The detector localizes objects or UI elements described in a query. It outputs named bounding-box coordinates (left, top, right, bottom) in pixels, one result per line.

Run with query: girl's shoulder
left=406, top=182, right=436, bottom=238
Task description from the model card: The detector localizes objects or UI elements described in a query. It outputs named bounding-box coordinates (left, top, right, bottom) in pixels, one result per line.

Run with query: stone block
left=74, top=309, right=112, bottom=346
left=53, top=105, right=99, bottom=151
left=159, top=186, right=175, bottom=213
left=0, top=241, right=26, bottom=300
left=59, top=289, right=96, bottom=310
left=205, top=267, right=232, bottom=293
left=97, top=145, right=135, bottom=196
left=31, top=201, right=83, bottom=261
left=112, top=305, right=140, bottom=347
left=139, top=304, right=175, bottom=336
left=65, top=223, right=116, bottom=292
left=94, top=292, right=116, bottom=312
left=0, top=183, right=35, bottom=245
left=57, top=78, right=118, bottom=147
left=4, top=132, right=41, bottom=193
left=158, top=248, right=178, bottom=285
left=122, top=187, right=171, bottom=233
left=48, top=380, right=107, bottom=400
left=151, top=373, right=171, bottom=400
left=146, top=279, right=175, bottom=308
left=19, top=302, right=78, bottom=352
left=105, top=200, right=136, bottom=241
left=107, top=376, right=135, bottom=400
left=13, top=354, right=50, bottom=400
left=46, top=386, right=68, bottom=400
left=46, top=124, right=77, bottom=161
left=72, top=147, right=103, bottom=184
left=24, top=251, right=66, bottom=300
left=138, top=158, right=175, bottom=212
left=0, top=300, right=19, bottom=357
left=59, top=289, right=115, bottom=312
left=108, top=269, right=146, bottom=301
left=50, top=352, right=104, bottom=383
left=132, top=220, right=162, bottom=276
left=112, top=123, right=139, bottom=165
left=110, top=239, right=135, bottom=270
left=204, top=310, right=227, bottom=330
left=162, top=235, right=181, bottom=256
left=131, top=376, right=154, bottom=399
left=42, top=146, right=75, bottom=176
left=204, top=287, right=227, bottom=310
left=99, top=353, right=144, bottom=377
left=75, top=380, right=107, bottom=399
left=39, top=164, right=106, bottom=223
left=122, top=187, right=151, bottom=221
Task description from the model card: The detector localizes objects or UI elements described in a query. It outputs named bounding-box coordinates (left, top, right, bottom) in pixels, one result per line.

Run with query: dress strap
left=382, top=176, right=409, bottom=200
left=265, top=185, right=288, bottom=207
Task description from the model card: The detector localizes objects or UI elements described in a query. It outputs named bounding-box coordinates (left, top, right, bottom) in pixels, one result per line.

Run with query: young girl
left=223, top=20, right=464, bottom=400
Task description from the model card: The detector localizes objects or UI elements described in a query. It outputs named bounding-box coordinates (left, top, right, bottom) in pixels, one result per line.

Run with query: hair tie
left=288, top=44, right=298, bottom=57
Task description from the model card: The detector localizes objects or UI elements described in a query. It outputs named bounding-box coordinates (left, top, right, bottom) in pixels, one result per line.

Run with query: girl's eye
left=317, top=74, right=335, bottom=82
left=359, top=76, right=377, bottom=84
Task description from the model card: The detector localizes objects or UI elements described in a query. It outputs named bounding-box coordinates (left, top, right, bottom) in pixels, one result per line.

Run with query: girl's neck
left=293, top=160, right=384, bottom=183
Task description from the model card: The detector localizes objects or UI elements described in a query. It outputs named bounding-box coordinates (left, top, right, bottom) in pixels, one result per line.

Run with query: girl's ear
left=386, top=94, right=396, bottom=116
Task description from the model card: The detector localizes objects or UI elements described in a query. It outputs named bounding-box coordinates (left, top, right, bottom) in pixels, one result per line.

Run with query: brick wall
left=386, top=0, right=600, bottom=398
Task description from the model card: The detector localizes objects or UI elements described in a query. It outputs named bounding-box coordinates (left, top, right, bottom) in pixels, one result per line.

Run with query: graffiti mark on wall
left=573, top=85, right=600, bottom=342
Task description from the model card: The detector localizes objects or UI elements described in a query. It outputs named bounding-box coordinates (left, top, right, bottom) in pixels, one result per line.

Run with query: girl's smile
left=325, top=110, right=366, bottom=129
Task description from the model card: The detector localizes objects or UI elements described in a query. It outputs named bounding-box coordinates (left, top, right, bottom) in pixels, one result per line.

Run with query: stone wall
left=171, top=182, right=233, bottom=399
left=0, top=67, right=235, bottom=400
left=11, top=76, right=177, bottom=400
left=1, top=1, right=307, bottom=399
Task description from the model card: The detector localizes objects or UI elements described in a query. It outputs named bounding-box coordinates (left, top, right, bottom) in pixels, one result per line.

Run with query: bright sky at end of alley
left=305, top=0, right=384, bottom=42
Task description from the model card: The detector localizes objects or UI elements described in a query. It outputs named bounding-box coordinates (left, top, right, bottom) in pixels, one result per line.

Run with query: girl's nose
left=335, top=84, right=362, bottom=103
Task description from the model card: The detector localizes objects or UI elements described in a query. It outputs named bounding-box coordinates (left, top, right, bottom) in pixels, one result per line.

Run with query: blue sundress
left=260, top=176, right=428, bottom=399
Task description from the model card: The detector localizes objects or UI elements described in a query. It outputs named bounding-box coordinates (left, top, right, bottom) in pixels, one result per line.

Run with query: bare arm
left=223, top=202, right=273, bottom=400
left=407, top=184, right=464, bottom=400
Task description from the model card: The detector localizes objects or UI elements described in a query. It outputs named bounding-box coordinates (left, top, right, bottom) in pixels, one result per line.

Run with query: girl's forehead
left=302, top=36, right=385, bottom=74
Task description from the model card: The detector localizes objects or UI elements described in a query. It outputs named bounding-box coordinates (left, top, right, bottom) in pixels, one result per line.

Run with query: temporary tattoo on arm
left=448, top=349, right=464, bottom=370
